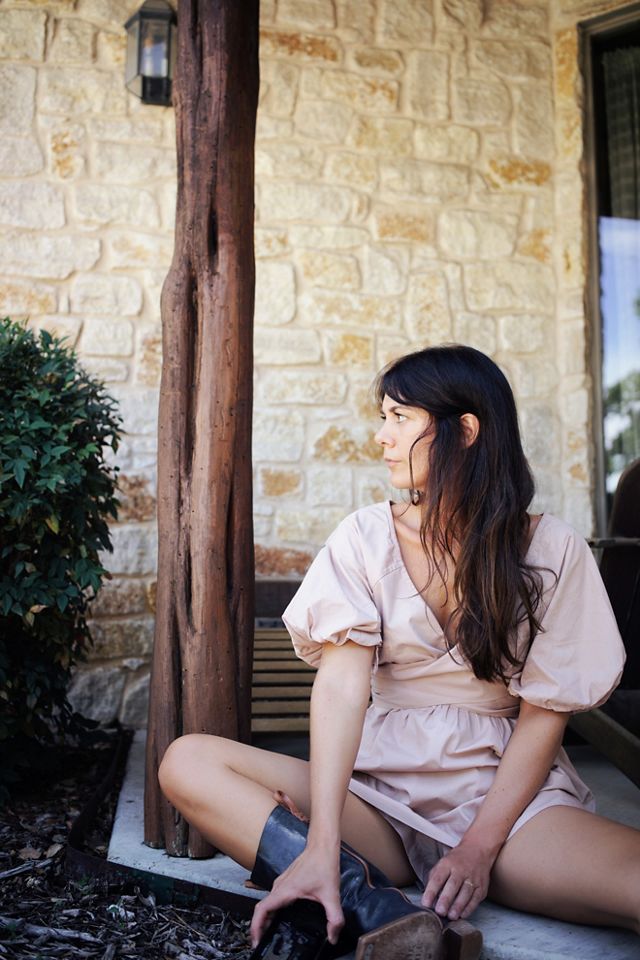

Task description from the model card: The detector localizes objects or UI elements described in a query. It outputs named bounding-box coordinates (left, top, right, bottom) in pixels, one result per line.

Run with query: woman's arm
left=422, top=700, right=569, bottom=920
left=250, top=640, right=374, bottom=947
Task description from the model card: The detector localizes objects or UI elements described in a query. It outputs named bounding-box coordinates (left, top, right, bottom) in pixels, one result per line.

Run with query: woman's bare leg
left=489, top=806, right=640, bottom=933
left=158, top=733, right=415, bottom=885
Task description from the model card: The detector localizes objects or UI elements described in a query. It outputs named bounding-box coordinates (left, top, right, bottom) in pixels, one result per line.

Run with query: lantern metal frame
left=124, top=0, right=177, bottom=107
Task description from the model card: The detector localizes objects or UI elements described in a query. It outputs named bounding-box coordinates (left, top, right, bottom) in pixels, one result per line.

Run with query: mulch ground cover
left=0, top=730, right=253, bottom=960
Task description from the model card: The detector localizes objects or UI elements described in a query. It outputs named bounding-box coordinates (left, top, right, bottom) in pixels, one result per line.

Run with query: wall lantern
left=124, top=1, right=177, bottom=106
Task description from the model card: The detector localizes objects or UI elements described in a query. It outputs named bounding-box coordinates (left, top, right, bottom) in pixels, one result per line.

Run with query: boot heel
left=443, top=919, right=483, bottom=960
left=354, top=911, right=444, bottom=960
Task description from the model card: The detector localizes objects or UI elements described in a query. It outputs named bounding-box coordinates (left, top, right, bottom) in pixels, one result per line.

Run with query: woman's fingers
left=421, top=861, right=450, bottom=909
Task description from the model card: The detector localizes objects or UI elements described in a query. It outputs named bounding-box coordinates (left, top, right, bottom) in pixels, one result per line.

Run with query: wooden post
left=143, top=0, right=259, bottom=857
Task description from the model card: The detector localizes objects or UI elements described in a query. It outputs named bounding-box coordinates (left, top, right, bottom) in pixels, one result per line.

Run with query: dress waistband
left=371, top=671, right=520, bottom=718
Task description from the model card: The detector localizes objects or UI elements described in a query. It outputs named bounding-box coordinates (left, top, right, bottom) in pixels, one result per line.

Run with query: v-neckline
left=384, top=500, right=547, bottom=639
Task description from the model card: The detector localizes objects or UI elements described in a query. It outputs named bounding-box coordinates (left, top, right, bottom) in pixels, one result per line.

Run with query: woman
left=158, top=345, right=638, bottom=959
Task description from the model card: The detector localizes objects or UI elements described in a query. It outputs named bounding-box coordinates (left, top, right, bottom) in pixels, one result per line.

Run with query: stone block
left=28, top=315, right=82, bottom=348
left=298, top=250, right=360, bottom=290
left=520, top=403, right=559, bottom=468
left=97, top=29, right=126, bottom=67
left=88, top=115, right=165, bottom=142
left=405, top=51, right=449, bottom=120
left=76, top=0, right=136, bottom=25
left=256, top=114, right=294, bottom=140
left=289, top=225, right=368, bottom=249
left=89, top=578, right=148, bottom=618
left=486, top=155, right=551, bottom=189
left=0, top=66, right=36, bottom=135
left=406, top=270, right=452, bottom=343
left=0, top=279, right=57, bottom=317
left=111, top=387, right=159, bottom=435
left=50, top=18, right=95, bottom=63
left=325, top=151, right=378, bottom=190
left=312, top=424, right=379, bottom=463
left=473, top=39, right=551, bottom=80
left=509, top=354, right=559, bottom=400
left=43, top=119, right=86, bottom=180
left=499, top=315, right=547, bottom=353
left=308, top=465, right=353, bottom=506
left=0, top=232, right=100, bottom=280
left=378, top=0, right=434, bottom=43
left=259, top=60, right=299, bottom=119
left=256, top=228, right=289, bottom=258
left=254, top=327, right=321, bottom=364
left=514, top=84, right=554, bottom=159
left=0, top=137, right=44, bottom=177
left=89, top=617, right=154, bottom=659
left=482, top=1, right=548, bottom=40
left=104, top=524, right=158, bottom=576
left=108, top=232, right=172, bottom=269
left=67, top=665, right=125, bottom=724
left=355, top=470, right=391, bottom=509
left=0, top=10, right=46, bottom=60
left=260, top=28, right=342, bottom=63
left=414, top=124, right=479, bottom=164
left=517, top=229, right=551, bottom=264
left=255, top=261, right=296, bottom=325
left=260, top=181, right=353, bottom=223
left=71, top=274, right=143, bottom=316
left=39, top=67, right=126, bottom=115
left=453, top=78, right=511, bottom=125
left=111, top=435, right=158, bottom=473
left=361, top=246, right=408, bottom=295
left=324, top=331, right=373, bottom=366
left=557, top=322, right=586, bottom=377
left=80, top=317, right=134, bottom=356
left=349, top=373, right=379, bottom=419
left=95, top=142, right=176, bottom=182
left=438, top=209, right=517, bottom=258
left=347, top=116, right=413, bottom=156
left=312, top=69, right=398, bottom=113
left=81, top=358, right=129, bottom=382
left=300, top=290, right=401, bottom=331
left=554, top=28, right=578, bottom=106
left=372, top=205, right=434, bottom=244
left=453, top=314, right=497, bottom=354
left=260, top=370, right=348, bottom=405
left=464, top=262, right=554, bottom=313
left=336, top=0, right=376, bottom=41
left=256, top=142, right=323, bottom=179
left=275, top=507, right=346, bottom=544
left=255, top=544, right=313, bottom=576
left=277, top=0, right=336, bottom=29
left=380, top=160, right=469, bottom=203
left=74, top=183, right=160, bottom=227
left=136, top=327, right=162, bottom=387
left=119, top=671, right=150, bottom=728
left=253, top=409, right=305, bottom=461
left=294, top=99, right=352, bottom=142
left=0, top=182, right=65, bottom=229
left=259, top=466, right=304, bottom=497
left=349, top=47, right=403, bottom=76
left=441, top=0, right=483, bottom=32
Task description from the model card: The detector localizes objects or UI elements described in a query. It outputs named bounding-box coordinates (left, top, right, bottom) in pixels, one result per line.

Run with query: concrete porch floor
left=108, top=731, right=640, bottom=959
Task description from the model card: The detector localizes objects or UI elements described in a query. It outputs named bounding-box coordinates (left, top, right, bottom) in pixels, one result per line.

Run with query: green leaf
left=12, top=460, right=27, bottom=488
left=45, top=515, right=59, bottom=534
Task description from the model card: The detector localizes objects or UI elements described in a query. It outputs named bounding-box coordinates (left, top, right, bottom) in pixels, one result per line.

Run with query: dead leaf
left=45, top=842, right=63, bottom=858
left=17, top=846, right=41, bottom=860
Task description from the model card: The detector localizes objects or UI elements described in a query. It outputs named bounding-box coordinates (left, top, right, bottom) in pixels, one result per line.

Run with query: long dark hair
left=374, top=344, right=545, bottom=683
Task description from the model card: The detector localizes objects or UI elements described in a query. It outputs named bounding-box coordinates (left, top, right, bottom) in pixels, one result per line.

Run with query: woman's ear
left=460, top=413, right=480, bottom=448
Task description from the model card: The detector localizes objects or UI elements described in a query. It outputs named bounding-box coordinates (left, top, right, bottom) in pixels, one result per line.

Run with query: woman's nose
left=374, top=425, right=393, bottom=446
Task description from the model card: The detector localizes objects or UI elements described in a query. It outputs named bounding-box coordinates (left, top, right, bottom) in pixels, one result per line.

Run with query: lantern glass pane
left=125, top=18, right=140, bottom=86
left=169, top=22, right=177, bottom=79
left=140, top=19, right=169, bottom=78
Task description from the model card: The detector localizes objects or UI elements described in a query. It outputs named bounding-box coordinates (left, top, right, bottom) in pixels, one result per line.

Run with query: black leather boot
left=249, top=803, right=482, bottom=960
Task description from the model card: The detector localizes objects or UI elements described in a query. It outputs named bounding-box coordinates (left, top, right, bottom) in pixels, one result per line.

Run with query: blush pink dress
left=282, top=502, right=626, bottom=878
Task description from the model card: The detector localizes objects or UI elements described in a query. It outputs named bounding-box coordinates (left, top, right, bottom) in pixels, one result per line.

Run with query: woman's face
left=374, top=394, right=433, bottom=492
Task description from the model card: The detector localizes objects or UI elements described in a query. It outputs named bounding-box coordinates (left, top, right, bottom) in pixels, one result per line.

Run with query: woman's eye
left=395, top=413, right=407, bottom=422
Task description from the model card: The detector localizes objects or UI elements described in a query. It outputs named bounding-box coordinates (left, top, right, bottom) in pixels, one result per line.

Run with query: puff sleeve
left=282, top=514, right=382, bottom=668
left=507, top=520, right=626, bottom=712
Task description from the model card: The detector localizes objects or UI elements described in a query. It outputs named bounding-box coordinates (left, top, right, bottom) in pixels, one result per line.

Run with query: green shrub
left=0, top=318, right=122, bottom=798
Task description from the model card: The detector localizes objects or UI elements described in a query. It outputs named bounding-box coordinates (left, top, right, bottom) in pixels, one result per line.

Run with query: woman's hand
left=249, top=844, right=344, bottom=948
left=421, top=839, right=497, bottom=921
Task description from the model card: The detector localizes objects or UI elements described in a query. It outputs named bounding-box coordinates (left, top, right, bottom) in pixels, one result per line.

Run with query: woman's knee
left=158, top=733, right=227, bottom=801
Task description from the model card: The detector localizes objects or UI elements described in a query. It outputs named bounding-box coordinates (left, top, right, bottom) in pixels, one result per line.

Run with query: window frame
left=580, top=2, right=640, bottom=534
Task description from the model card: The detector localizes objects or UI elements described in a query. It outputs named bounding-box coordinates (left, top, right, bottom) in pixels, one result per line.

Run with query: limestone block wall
left=0, top=0, right=630, bottom=726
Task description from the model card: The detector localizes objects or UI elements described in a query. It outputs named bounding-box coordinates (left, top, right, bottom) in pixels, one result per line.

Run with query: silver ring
left=462, top=879, right=476, bottom=888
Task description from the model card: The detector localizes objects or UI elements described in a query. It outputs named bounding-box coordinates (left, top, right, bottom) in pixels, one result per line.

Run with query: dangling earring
left=410, top=489, right=422, bottom=506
